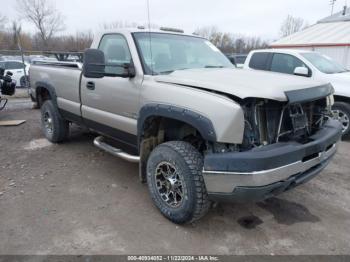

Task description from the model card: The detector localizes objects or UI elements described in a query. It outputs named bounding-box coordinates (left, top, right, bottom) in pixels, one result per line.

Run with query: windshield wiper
left=158, top=68, right=191, bottom=75
left=204, top=65, right=225, bottom=68
left=159, top=70, right=175, bottom=75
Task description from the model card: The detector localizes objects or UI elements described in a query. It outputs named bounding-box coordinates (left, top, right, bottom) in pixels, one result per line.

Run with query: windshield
left=301, top=52, right=347, bottom=74
left=133, top=32, right=233, bottom=75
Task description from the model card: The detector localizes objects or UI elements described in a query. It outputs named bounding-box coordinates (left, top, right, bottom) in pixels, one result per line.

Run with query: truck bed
left=30, top=63, right=83, bottom=116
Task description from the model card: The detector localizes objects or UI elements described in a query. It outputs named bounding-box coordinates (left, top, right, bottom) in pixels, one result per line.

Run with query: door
left=81, top=33, right=141, bottom=148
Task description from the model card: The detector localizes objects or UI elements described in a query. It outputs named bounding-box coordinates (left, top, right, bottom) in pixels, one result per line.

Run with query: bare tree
left=9, top=21, right=22, bottom=49
left=16, top=0, right=65, bottom=49
left=50, top=31, right=94, bottom=51
left=195, top=26, right=269, bottom=54
left=0, top=13, right=7, bottom=30
left=279, top=15, right=307, bottom=37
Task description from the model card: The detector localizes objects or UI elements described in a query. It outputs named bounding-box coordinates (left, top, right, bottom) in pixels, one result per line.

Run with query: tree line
left=0, top=0, right=308, bottom=54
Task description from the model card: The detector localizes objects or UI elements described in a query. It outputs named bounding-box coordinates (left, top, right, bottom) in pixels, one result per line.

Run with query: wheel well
left=36, top=87, right=52, bottom=108
left=334, top=95, right=350, bottom=105
left=138, top=116, right=206, bottom=182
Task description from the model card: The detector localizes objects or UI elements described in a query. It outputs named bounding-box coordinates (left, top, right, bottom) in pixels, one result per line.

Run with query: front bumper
left=203, top=119, right=342, bottom=202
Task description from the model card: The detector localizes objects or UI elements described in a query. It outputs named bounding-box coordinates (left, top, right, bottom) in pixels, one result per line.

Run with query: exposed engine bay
left=241, top=96, right=333, bottom=150
left=210, top=94, right=334, bottom=153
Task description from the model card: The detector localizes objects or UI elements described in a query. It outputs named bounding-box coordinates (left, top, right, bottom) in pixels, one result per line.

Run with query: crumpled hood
left=155, top=68, right=329, bottom=101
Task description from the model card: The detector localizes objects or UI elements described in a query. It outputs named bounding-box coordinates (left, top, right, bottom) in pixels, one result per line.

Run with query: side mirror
left=83, top=49, right=106, bottom=78
left=294, top=67, right=309, bottom=77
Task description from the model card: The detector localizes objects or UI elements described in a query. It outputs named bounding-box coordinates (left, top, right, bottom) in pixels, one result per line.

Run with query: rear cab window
left=6, top=61, right=24, bottom=70
left=249, top=52, right=271, bottom=71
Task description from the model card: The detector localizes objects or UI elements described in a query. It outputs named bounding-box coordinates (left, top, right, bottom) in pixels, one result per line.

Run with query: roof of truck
left=98, top=28, right=204, bottom=38
left=249, top=49, right=314, bottom=55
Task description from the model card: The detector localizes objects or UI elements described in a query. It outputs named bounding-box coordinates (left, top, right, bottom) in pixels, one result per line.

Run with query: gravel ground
left=0, top=97, right=350, bottom=255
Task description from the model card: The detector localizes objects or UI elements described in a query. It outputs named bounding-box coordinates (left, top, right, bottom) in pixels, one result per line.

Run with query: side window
left=98, top=34, right=132, bottom=75
left=249, top=52, right=270, bottom=70
left=271, top=53, right=307, bottom=75
left=6, top=62, right=23, bottom=70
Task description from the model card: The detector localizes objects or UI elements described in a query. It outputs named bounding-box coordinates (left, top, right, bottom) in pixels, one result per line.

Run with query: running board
left=93, top=136, right=140, bottom=163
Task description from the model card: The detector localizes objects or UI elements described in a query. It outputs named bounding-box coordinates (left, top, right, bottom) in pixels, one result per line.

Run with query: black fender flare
left=35, top=81, right=58, bottom=106
left=137, top=103, right=217, bottom=145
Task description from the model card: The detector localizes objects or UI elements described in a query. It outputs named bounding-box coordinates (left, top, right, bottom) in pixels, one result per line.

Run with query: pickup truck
left=244, top=49, right=350, bottom=137
left=29, top=28, right=342, bottom=224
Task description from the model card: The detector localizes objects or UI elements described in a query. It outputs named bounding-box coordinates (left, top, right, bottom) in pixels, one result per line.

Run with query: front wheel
left=146, top=141, right=210, bottom=224
left=333, top=102, right=350, bottom=138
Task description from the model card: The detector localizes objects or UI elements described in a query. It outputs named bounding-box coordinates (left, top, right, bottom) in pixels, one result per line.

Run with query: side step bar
left=93, top=136, right=140, bottom=163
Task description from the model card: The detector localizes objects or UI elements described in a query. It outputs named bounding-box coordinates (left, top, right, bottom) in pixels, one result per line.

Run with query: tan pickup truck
left=29, top=28, right=342, bottom=224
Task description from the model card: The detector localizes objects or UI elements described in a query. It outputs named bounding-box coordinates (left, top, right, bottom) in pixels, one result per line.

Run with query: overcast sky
left=5, top=0, right=348, bottom=40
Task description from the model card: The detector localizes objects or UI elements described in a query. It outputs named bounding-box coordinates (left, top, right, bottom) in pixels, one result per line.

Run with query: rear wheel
left=333, top=102, right=350, bottom=138
left=41, top=100, right=69, bottom=143
left=146, top=141, right=210, bottom=224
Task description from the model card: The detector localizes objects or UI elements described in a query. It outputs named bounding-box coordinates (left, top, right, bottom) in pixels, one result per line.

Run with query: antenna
left=330, top=0, right=337, bottom=15
left=146, top=0, right=154, bottom=74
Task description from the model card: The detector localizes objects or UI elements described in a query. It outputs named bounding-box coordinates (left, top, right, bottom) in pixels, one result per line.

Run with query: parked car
left=244, top=49, right=350, bottom=137
left=27, top=55, right=58, bottom=64
left=0, top=60, right=29, bottom=87
left=226, top=54, right=248, bottom=68
left=29, top=28, right=342, bottom=224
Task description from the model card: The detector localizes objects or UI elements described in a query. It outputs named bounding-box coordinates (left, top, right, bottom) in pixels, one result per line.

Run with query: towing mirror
left=83, top=49, right=106, bottom=78
left=294, top=67, right=309, bottom=77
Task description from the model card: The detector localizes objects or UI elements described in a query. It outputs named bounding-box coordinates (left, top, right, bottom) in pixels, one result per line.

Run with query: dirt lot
left=0, top=96, right=350, bottom=255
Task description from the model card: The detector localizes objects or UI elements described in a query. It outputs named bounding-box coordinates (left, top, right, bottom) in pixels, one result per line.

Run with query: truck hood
left=155, top=68, right=329, bottom=101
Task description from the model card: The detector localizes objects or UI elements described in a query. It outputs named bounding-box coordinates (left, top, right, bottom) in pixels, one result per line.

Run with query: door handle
left=86, top=81, right=95, bottom=90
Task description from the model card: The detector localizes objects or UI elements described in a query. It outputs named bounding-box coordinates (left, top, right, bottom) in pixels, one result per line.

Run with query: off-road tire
left=146, top=141, right=210, bottom=224
left=41, top=100, right=69, bottom=143
left=333, top=102, right=350, bottom=139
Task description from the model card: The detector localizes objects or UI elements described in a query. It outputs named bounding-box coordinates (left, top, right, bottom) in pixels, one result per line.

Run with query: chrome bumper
left=203, top=143, right=337, bottom=194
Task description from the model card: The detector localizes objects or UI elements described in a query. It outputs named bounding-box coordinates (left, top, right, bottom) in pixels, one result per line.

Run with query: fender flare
left=35, top=81, right=58, bottom=106
left=137, top=103, right=217, bottom=145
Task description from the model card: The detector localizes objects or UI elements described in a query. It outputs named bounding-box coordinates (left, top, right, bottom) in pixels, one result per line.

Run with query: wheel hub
left=155, top=162, right=185, bottom=208
left=334, top=109, right=349, bottom=133
left=44, top=111, right=53, bottom=134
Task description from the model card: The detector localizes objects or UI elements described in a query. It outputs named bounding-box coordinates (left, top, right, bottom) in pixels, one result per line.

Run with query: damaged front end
left=241, top=94, right=334, bottom=150
left=239, top=84, right=335, bottom=151
left=203, top=84, right=342, bottom=202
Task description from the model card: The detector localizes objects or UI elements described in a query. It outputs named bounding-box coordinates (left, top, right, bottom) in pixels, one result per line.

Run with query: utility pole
left=330, top=0, right=337, bottom=15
